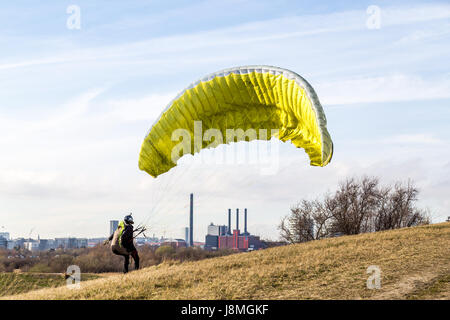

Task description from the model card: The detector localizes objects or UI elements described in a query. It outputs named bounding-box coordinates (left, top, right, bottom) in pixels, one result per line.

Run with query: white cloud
left=318, top=74, right=450, bottom=105
left=395, top=27, right=450, bottom=45
left=102, top=93, right=175, bottom=123
left=381, top=134, right=444, bottom=145
left=381, top=4, right=450, bottom=26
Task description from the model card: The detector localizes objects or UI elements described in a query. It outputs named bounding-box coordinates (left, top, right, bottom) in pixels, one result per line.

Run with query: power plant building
left=161, top=239, right=187, bottom=249
left=205, top=208, right=264, bottom=251
left=205, top=224, right=228, bottom=250
left=207, top=224, right=228, bottom=236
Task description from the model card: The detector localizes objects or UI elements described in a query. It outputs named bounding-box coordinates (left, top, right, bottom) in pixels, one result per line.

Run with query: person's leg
left=123, top=254, right=130, bottom=273
left=131, top=250, right=140, bottom=270
left=112, top=248, right=129, bottom=273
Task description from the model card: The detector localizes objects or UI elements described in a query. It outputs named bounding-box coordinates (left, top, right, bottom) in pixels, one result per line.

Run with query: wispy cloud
left=382, top=134, right=444, bottom=145
left=395, top=25, right=450, bottom=45
left=2, top=3, right=449, bottom=71
left=319, top=74, right=450, bottom=105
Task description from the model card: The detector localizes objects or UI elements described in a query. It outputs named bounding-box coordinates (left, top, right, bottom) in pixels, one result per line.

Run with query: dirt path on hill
left=371, top=267, right=450, bottom=299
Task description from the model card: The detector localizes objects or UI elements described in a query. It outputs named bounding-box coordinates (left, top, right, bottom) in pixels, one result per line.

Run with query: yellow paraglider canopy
left=139, top=65, right=333, bottom=177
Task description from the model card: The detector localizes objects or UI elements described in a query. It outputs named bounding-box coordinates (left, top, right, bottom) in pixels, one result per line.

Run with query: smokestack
left=236, top=208, right=239, bottom=233
left=228, top=209, right=232, bottom=235
left=189, top=193, right=193, bottom=247
left=244, top=208, right=248, bottom=235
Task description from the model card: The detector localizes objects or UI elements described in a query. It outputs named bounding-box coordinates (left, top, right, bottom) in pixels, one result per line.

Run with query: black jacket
left=121, top=224, right=134, bottom=250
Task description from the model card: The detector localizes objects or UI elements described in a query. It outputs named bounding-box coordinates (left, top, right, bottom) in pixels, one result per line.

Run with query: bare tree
left=279, top=199, right=332, bottom=243
left=329, top=176, right=379, bottom=235
left=374, top=180, right=430, bottom=231
left=280, top=176, right=430, bottom=243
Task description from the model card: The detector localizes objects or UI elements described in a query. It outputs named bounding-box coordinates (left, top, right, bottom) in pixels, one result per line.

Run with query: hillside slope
left=5, top=223, right=450, bottom=300
left=0, top=273, right=100, bottom=297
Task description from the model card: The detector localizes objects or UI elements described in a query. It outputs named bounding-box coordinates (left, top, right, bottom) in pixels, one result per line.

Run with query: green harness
left=118, top=221, right=125, bottom=247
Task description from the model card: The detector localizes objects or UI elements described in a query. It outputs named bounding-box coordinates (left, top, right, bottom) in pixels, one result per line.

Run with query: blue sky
left=1, top=1, right=449, bottom=240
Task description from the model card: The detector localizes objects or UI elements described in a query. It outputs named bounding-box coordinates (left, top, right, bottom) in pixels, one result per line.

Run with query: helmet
left=124, top=213, right=134, bottom=225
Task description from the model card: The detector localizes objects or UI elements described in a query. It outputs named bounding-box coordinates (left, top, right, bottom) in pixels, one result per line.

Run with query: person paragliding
left=105, top=213, right=140, bottom=273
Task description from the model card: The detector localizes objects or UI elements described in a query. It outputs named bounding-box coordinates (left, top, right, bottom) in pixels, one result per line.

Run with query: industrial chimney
left=244, top=208, right=249, bottom=235
left=228, top=209, right=232, bottom=235
left=189, top=193, right=193, bottom=247
left=236, top=208, right=239, bottom=234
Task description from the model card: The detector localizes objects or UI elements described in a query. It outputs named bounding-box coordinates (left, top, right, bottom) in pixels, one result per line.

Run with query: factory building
left=161, top=239, right=188, bottom=249
left=205, top=224, right=228, bottom=250
left=205, top=208, right=264, bottom=251
left=208, top=224, right=228, bottom=236
left=25, top=240, right=39, bottom=251
left=0, top=236, right=7, bottom=249
left=54, top=237, right=87, bottom=249
left=0, top=232, right=10, bottom=241
left=38, top=239, right=49, bottom=251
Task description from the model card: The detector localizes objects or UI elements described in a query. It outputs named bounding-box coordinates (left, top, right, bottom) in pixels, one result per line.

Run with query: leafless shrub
left=329, top=176, right=380, bottom=235
left=279, top=176, right=430, bottom=243
left=280, top=199, right=333, bottom=243
left=374, top=181, right=430, bottom=231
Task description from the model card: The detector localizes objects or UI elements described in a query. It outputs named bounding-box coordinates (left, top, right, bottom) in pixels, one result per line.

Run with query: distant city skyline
left=2, top=208, right=261, bottom=243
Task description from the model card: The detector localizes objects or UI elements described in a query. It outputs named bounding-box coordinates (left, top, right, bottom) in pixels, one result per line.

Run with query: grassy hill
left=0, top=272, right=100, bottom=297
left=3, top=222, right=449, bottom=300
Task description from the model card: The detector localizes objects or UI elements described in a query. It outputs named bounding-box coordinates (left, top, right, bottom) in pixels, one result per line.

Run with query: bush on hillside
left=280, top=176, right=431, bottom=243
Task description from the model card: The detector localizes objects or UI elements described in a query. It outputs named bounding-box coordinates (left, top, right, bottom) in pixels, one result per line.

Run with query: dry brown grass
left=0, top=273, right=100, bottom=297
left=4, top=222, right=449, bottom=300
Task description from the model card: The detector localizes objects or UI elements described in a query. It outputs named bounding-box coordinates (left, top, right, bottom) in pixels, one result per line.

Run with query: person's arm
left=104, top=230, right=116, bottom=245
